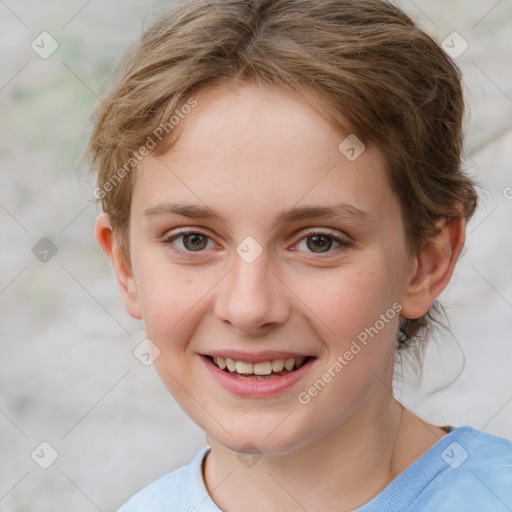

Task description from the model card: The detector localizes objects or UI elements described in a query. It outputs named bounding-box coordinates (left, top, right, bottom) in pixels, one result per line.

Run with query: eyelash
left=163, top=228, right=352, bottom=258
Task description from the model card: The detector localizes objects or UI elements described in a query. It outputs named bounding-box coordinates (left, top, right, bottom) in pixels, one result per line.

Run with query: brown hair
left=83, top=0, right=478, bottom=350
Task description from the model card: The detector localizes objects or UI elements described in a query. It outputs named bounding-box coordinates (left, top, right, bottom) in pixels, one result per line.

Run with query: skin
left=96, top=82, right=466, bottom=511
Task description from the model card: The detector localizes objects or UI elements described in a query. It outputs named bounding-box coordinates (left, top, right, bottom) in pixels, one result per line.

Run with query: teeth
left=272, top=359, right=285, bottom=372
left=253, top=361, right=272, bottom=375
left=235, top=360, right=254, bottom=374
left=212, top=356, right=307, bottom=375
left=284, top=358, right=295, bottom=371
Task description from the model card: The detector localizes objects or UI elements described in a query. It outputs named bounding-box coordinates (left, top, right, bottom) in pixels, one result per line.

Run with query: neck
left=202, top=393, right=428, bottom=512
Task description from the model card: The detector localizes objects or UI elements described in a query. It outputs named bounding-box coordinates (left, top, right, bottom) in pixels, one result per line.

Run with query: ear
left=95, top=213, right=142, bottom=320
left=400, top=213, right=466, bottom=319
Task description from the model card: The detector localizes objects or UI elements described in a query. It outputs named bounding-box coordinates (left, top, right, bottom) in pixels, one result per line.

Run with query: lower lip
left=201, top=355, right=315, bottom=398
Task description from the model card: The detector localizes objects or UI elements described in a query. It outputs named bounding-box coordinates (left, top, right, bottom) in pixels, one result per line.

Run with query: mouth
left=203, top=354, right=314, bottom=380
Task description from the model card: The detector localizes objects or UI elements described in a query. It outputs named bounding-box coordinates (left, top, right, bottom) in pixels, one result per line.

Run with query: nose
left=214, top=249, right=290, bottom=336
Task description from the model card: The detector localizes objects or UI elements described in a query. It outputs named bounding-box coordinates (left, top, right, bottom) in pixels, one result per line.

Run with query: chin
left=205, top=417, right=317, bottom=457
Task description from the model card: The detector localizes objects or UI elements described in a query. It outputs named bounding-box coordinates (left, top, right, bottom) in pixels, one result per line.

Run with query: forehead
left=133, top=82, right=396, bottom=228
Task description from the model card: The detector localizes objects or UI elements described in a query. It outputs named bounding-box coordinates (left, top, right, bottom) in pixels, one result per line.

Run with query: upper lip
left=202, top=350, right=314, bottom=363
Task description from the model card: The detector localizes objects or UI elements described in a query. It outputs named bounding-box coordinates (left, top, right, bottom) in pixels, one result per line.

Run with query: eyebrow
left=143, top=202, right=375, bottom=226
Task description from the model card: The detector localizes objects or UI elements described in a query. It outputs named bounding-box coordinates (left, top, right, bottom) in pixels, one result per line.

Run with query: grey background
left=1, top=0, right=511, bottom=510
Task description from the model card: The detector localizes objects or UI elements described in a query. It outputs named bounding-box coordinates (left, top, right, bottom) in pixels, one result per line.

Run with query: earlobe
left=400, top=215, right=466, bottom=320
left=95, top=213, right=142, bottom=320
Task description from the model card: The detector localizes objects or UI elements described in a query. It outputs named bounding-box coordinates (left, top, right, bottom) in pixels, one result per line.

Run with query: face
left=119, top=83, right=418, bottom=455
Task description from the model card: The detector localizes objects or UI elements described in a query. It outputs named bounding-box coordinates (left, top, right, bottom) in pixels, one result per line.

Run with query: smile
left=201, top=353, right=316, bottom=398
left=208, top=355, right=309, bottom=379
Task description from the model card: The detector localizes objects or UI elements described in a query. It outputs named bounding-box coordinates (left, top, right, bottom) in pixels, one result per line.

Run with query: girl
left=85, top=0, right=512, bottom=510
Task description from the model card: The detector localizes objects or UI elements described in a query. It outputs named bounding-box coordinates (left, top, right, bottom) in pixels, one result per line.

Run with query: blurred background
left=1, top=0, right=511, bottom=510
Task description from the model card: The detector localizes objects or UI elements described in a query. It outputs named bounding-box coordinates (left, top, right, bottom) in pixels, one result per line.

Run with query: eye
left=164, top=229, right=217, bottom=254
left=294, top=230, right=351, bottom=254
left=163, top=228, right=351, bottom=257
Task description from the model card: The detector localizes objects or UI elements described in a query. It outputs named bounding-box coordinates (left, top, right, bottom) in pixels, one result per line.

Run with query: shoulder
left=360, top=426, right=512, bottom=511
left=445, top=426, right=512, bottom=474
left=116, top=446, right=214, bottom=512
left=414, top=427, right=512, bottom=510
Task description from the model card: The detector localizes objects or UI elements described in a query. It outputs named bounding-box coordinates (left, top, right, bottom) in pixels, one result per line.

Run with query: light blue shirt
left=117, top=426, right=512, bottom=511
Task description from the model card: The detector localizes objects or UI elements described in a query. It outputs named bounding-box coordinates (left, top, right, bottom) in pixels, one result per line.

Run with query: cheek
left=132, top=253, right=213, bottom=349
left=291, top=258, right=399, bottom=348
left=291, top=264, right=400, bottom=433
left=135, top=261, right=211, bottom=404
